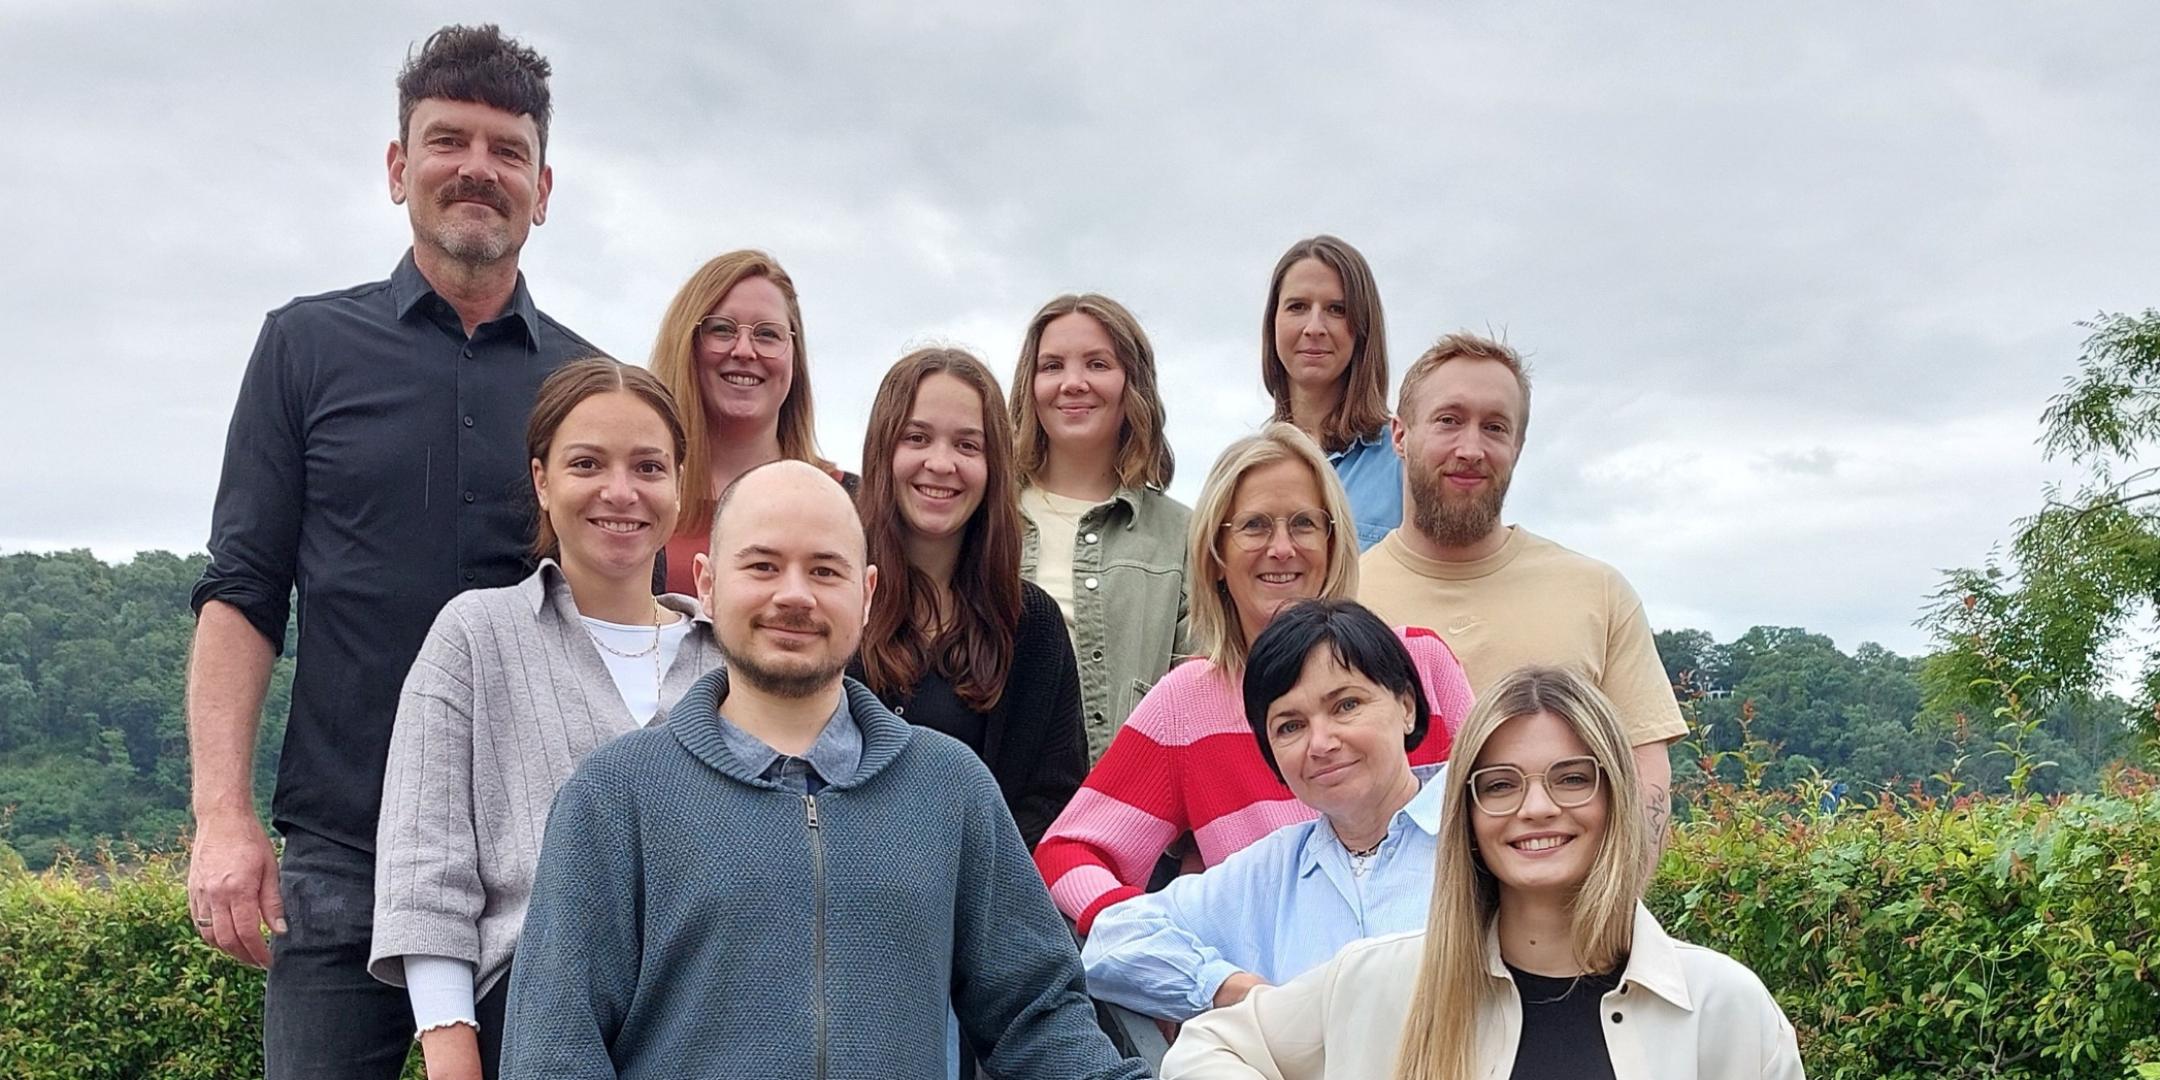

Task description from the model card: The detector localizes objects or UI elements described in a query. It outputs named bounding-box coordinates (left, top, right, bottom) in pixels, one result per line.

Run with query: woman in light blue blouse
left=1080, top=598, right=1441, bottom=1021
left=1260, top=235, right=1402, bottom=550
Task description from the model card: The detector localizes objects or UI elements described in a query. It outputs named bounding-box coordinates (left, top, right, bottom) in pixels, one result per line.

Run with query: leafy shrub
left=0, top=843, right=420, bottom=1079
left=3, top=783, right=2155, bottom=1078
left=1653, top=765, right=2160, bottom=1079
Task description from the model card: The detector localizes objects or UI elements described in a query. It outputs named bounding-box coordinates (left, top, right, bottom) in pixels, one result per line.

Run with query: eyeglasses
left=693, top=316, right=794, bottom=358
left=1221, top=509, right=1333, bottom=551
left=1467, top=756, right=1602, bottom=815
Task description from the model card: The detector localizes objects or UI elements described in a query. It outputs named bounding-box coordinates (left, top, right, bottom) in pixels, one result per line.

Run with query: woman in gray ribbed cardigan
left=368, top=359, right=725, bottom=1080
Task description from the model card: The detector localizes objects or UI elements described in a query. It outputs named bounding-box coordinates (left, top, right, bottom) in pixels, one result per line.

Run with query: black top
left=191, top=251, right=597, bottom=851
left=849, top=581, right=1088, bottom=848
left=1506, top=963, right=1625, bottom=1080
left=895, top=672, right=988, bottom=753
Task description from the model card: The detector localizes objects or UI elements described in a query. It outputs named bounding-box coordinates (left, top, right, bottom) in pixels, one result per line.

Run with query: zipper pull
left=804, top=794, right=820, bottom=829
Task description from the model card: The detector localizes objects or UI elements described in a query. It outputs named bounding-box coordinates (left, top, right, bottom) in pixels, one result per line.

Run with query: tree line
left=0, top=546, right=2143, bottom=870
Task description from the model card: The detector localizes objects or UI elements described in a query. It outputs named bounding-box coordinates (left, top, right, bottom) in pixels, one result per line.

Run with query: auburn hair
left=856, top=348, right=1024, bottom=712
left=648, top=250, right=832, bottom=538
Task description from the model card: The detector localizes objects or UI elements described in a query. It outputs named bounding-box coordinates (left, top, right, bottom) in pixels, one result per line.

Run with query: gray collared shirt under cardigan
left=368, top=561, right=724, bottom=998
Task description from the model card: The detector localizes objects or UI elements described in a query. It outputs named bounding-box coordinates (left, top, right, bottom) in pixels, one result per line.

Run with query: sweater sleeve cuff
left=1075, top=885, right=1145, bottom=936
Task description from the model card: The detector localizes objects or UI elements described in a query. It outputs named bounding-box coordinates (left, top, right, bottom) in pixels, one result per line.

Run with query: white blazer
left=1162, top=903, right=1805, bottom=1080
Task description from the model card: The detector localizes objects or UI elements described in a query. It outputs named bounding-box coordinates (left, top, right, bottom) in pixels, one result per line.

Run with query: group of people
left=182, top=22, right=1804, bottom=1080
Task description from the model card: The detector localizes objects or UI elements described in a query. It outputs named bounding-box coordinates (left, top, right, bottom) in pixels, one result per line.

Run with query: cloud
left=3, top=0, right=2157, bottom=663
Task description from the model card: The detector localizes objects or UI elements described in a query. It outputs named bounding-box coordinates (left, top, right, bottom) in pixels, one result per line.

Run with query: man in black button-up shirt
left=184, top=24, right=597, bottom=1079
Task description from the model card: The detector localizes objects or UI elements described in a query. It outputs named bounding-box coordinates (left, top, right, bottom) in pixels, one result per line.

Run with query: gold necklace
left=585, top=603, right=665, bottom=711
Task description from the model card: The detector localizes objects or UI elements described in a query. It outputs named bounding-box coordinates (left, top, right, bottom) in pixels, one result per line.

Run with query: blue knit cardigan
left=502, top=670, right=1147, bottom=1080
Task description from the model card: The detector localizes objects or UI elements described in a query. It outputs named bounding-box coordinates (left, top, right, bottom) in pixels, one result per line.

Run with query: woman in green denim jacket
left=1011, top=293, right=1193, bottom=760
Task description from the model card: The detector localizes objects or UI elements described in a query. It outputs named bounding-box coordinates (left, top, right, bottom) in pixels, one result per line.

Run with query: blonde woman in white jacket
left=1163, top=666, right=1804, bottom=1080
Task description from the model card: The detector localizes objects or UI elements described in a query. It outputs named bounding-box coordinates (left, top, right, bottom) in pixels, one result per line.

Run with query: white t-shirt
left=582, top=612, right=694, bottom=727
left=1020, top=485, right=1099, bottom=629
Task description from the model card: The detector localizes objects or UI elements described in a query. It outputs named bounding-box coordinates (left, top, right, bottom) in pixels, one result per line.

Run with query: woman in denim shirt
left=1260, top=235, right=1402, bottom=550
left=1011, top=293, right=1193, bottom=759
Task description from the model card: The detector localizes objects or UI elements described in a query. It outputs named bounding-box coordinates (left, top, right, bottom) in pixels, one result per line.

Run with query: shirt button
left=1083, top=532, right=1099, bottom=544
left=463, top=415, right=475, bottom=428
left=1084, top=577, right=1099, bottom=590
left=462, top=347, right=474, bottom=359
left=1610, top=1012, right=1623, bottom=1023
left=462, top=570, right=476, bottom=583
left=463, top=490, right=477, bottom=503
left=1091, top=650, right=1103, bottom=662
left=1090, top=711, right=1102, bottom=723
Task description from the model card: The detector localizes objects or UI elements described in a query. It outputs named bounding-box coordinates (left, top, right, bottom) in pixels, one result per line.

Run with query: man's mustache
left=438, top=177, right=510, bottom=214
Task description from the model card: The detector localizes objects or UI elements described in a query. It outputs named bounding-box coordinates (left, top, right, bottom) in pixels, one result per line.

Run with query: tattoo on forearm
left=1645, top=782, right=1671, bottom=863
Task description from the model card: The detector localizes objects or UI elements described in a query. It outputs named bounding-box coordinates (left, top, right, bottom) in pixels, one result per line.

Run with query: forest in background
left=0, top=546, right=2142, bottom=870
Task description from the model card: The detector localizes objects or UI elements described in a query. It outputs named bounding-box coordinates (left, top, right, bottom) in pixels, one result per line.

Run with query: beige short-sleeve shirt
left=1357, top=526, right=1687, bottom=746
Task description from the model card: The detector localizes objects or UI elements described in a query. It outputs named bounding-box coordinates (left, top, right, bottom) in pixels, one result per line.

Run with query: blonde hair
left=1186, top=422, right=1359, bottom=673
left=1397, top=332, right=1533, bottom=448
left=648, top=250, right=831, bottom=536
left=1392, top=667, right=1648, bottom=1080
left=1011, top=293, right=1175, bottom=491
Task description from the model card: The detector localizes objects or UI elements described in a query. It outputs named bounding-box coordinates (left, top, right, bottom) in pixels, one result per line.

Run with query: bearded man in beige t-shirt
left=1358, top=332, right=1687, bottom=857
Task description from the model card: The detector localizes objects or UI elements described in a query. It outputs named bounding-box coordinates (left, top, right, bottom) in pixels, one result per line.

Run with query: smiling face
left=1032, top=312, right=1128, bottom=461
left=1219, top=458, right=1331, bottom=646
left=696, top=463, right=875, bottom=699
left=1398, top=357, right=1524, bottom=549
left=695, top=275, right=796, bottom=432
left=1272, top=257, right=1354, bottom=394
left=894, top=372, right=990, bottom=547
left=1262, top=647, right=1420, bottom=825
left=531, top=390, right=681, bottom=583
left=389, top=98, right=551, bottom=267
left=1468, top=710, right=1609, bottom=899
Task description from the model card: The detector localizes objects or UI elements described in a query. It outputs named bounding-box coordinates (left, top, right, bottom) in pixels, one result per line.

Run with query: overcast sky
left=5, top=1, right=2156, bottom=660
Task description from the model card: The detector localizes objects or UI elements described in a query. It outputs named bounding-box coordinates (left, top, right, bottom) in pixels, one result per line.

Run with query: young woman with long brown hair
left=1261, top=235, right=1402, bottom=550
left=851, top=346, right=1088, bottom=848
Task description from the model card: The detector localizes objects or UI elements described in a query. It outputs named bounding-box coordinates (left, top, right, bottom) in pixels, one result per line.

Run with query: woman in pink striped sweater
left=1035, top=423, right=1475, bottom=932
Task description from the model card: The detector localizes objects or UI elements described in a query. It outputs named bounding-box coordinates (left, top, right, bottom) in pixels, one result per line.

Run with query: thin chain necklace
left=584, top=602, right=665, bottom=710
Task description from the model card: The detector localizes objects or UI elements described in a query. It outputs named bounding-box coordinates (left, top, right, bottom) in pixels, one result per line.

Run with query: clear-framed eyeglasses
left=1467, top=756, right=1603, bottom=815
left=1221, top=509, right=1333, bottom=552
left=693, top=316, right=794, bottom=358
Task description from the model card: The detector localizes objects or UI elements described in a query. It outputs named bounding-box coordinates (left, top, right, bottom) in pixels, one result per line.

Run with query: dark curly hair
left=396, top=24, right=555, bottom=161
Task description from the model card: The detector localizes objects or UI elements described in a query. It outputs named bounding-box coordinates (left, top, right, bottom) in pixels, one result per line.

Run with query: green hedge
left=0, top=844, right=420, bottom=1080
left=1651, top=769, right=2160, bottom=1079
left=3, top=781, right=2156, bottom=1079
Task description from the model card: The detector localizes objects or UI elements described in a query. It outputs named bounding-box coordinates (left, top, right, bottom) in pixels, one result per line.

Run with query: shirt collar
left=389, top=248, right=541, bottom=343
left=711, top=690, right=862, bottom=788
left=1480, top=902, right=1694, bottom=1011
left=523, top=558, right=712, bottom=626
left=1297, top=767, right=1446, bottom=878
left=1327, top=426, right=1390, bottom=465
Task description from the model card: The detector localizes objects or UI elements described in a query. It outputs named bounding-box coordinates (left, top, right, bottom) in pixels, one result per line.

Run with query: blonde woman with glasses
left=1033, top=423, right=1473, bottom=945
left=1163, top=667, right=1803, bottom=1080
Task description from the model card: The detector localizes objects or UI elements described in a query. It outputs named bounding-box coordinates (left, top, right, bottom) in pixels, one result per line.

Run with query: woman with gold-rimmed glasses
left=1164, top=667, right=1804, bottom=1080
left=646, top=249, right=855, bottom=594
left=1034, top=422, right=1475, bottom=955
